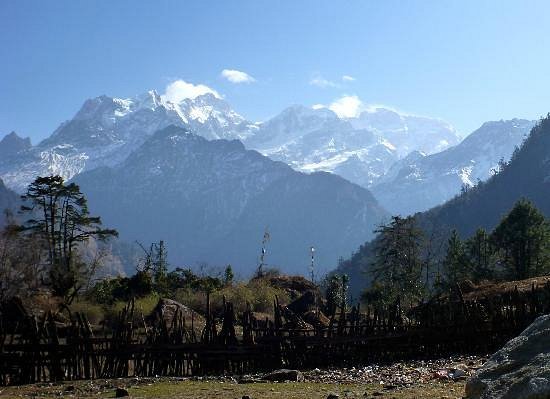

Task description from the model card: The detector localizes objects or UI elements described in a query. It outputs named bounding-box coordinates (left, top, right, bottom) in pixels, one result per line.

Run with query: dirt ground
left=0, top=378, right=465, bottom=399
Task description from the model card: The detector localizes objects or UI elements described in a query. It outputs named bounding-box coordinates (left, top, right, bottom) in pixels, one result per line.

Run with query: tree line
left=365, top=199, right=550, bottom=307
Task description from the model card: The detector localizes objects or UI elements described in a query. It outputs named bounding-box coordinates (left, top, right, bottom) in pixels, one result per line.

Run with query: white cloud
left=162, top=80, right=221, bottom=103
left=311, top=104, right=326, bottom=110
left=328, top=95, right=363, bottom=118
left=221, top=69, right=256, bottom=84
left=309, top=75, right=340, bottom=88
left=342, top=75, right=355, bottom=82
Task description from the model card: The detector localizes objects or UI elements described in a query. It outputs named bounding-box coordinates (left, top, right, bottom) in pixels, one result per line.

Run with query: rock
left=434, top=369, right=449, bottom=380
left=262, top=369, right=304, bottom=382
left=148, top=298, right=205, bottom=334
left=465, top=314, right=550, bottom=398
left=287, top=290, right=319, bottom=314
left=115, top=387, right=129, bottom=397
left=327, top=394, right=340, bottom=399
left=242, top=396, right=251, bottom=399
left=302, top=309, right=330, bottom=328
left=449, top=368, right=467, bottom=380
left=263, top=275, right=318, bottom=299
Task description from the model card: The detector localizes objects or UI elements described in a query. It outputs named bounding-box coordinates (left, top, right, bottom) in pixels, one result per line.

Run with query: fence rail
left=2, top=281, right=550, bottom=385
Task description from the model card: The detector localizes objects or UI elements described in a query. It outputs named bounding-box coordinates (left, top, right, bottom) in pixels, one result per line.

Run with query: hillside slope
left=335, top=115, right=550, bottom=298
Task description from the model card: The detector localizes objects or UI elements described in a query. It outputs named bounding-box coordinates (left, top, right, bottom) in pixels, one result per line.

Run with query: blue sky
left=2, top=0, right=550, bottom=143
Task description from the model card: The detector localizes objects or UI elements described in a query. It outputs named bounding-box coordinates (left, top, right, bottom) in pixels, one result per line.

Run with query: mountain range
left=371, top=119, right=535, bottom=215
left=0, top=91, right=256, bottom=192
left=244, top=104, right=460, bottom=190
left=0, top=89, right=538, bottom=274
left=74, top=125, right=388, bottom=275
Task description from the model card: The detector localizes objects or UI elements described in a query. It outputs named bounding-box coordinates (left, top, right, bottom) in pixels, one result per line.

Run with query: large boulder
left=465, top=314, right=550, bottom=398
left=148, top=298, right=205, bottom=333
left=287, top=290, right=319, bottom=315
left=265, top=275, right=319, bottom=299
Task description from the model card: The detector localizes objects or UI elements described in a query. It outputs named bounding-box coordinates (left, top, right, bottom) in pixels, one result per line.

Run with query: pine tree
left=224, top=264, right=234, bottom=286
left=370, top=216, right=425, bottom=306
left=19, top=175, right=117, bottom=303
left=440, top=230, right=470, bottom=289
left=491, top=199, right=550, bottom=280
left=465, top=228, right=494, bottom=282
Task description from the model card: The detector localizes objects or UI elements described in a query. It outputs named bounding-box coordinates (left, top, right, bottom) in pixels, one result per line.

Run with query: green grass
left=0, top=379, right=465, bottom=398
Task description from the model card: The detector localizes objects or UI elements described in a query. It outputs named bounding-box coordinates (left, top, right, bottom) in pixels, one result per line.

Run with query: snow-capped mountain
left=75, top=125, right=388, bottom=275
left=1, top=88, right=530, bottom=222
left=0, top=91, right=254, bottom=191
left=371, top=119, right=536, bottom=215
left=243, top=105, right=460, bottom=188
left=350, top=107, right=460, bottom=157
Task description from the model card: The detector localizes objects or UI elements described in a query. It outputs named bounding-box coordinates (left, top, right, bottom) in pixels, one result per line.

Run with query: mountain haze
left=0, top=178, right=18, bottom=226
left=75, top=125, right=388, bottom=275
left=371, top=119, right=535, bottom=215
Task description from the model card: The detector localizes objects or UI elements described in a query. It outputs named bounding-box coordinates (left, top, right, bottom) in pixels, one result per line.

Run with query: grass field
left=0, top=379, right=465, bottom=398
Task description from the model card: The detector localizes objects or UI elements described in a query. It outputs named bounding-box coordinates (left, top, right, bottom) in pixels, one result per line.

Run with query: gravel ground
left=0, top=355, right=487, bottom=398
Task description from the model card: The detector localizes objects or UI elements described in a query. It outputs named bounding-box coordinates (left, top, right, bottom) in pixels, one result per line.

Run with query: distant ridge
left=75, top=125, right=389, bottom=275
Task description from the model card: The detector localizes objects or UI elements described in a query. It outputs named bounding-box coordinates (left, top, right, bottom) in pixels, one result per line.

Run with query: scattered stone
left=242, top=395, right=251, bottom=399
left=327, top=394, right=339, bottom=399
left=302, top=355, right=485, bottom=386
left=238, top=376, right=265, bottom=384
left=262, top=369, right=304, bottom=382
left=465, top=314, right=550, bottom=398
left=115, top=387, right=129, bottom=397
left=449, top=368, right=467, bottom=381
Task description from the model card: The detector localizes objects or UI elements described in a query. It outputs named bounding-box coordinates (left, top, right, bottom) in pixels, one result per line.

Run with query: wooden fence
left=2, top=281, right=550, bottom=385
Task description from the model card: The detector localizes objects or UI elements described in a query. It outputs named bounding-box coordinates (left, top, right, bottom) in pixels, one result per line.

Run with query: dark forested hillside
left=75, top=125, right=389, bottom=275
left=336, top=115, right=550, bottom=298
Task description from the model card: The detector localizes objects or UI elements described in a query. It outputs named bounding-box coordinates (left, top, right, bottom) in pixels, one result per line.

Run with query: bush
left=211, top=279, right=290, bottom=315
left=103, top=293, right=160, bottom=327
left=69, top=300, right=106, bottom=325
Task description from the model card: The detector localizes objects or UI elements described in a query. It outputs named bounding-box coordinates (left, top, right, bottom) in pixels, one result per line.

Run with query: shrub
left=69, top=300, right=105, bottom=325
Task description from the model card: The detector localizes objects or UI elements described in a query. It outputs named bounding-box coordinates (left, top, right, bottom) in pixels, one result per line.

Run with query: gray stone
left=465, top=315, right=550, bottom=398
left=262, top=368, right=304, bottom=382
left=450, top=368, right=467, bottom=380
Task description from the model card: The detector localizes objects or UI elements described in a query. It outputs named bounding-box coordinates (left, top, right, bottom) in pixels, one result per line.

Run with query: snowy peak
left=351, top=107, right=460, bottom=156
left=175, top=93, right=252, bottom=140
left=245, top=105, right=347, bottom=149
left=371, top=119, right=537, bottom=215
left=244, top=103, right=458, bottom=190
